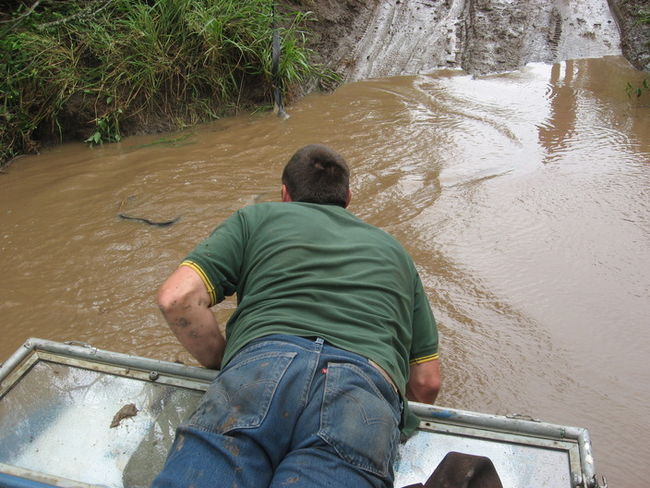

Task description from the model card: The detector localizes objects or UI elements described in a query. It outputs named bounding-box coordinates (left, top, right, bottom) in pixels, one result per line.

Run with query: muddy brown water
left=1, top=56, right=649, bottom=487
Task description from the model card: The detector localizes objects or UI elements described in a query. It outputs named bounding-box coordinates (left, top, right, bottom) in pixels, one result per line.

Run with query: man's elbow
left=407, top=357, right=441, bottom=404
left=430, top=373, right=442, bottom=394
left=156, top=282, right=185, bottom=320
left=410, top=377, right=441, bottom=404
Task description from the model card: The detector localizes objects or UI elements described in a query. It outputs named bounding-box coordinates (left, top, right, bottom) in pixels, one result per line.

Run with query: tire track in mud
left=345, top=0, right=464, bottom=80
left=340, top=0, right=620, bottom=80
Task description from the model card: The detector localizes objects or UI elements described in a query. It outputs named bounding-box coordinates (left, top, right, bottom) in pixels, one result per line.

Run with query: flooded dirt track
left=332, top=0, right=622, bottom=79
left=1, top=56, right=649, bottom=487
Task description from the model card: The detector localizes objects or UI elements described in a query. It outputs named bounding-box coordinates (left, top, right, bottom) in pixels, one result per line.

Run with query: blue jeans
left=152, top=335, right=402, bottom=488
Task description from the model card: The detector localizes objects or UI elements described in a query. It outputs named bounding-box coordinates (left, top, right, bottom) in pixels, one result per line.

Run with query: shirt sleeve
left=181, top=210, right=248, bottom=306
left=409, top=271, right=439, bottom=365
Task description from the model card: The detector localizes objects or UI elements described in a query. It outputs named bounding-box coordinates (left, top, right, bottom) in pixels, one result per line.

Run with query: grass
left=629, top=4, right=650, bottom=99
left=0, top=0, right=337, bottom=167
left=639, top=8, right=650, bottom=25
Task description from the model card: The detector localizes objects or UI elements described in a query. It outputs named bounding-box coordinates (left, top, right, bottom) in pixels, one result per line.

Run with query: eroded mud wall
left=312, top=0, right=623, bottom=80
left=608, top=0, right=650, bottom=72
left=459, top=0, right=620, bottom=75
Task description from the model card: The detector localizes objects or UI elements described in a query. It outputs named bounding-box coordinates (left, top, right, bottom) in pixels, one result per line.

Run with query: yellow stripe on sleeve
left=180, top=260, right=217, bottom=306
left=409, top=353, right=440, bottom=366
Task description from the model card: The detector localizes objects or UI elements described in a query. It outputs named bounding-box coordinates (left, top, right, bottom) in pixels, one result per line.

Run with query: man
left=153, top=144, right=440, bottom=488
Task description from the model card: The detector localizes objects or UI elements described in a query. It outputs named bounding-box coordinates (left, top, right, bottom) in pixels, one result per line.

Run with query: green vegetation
left=639, top=8, right=650, bottom=25
left=626, top=79, right=649, bottom=98
left=0, top=0, right=335, bottom=167
left=622, top=2, right=650, bottom=100
left=634, top=6, right=649, bottom=97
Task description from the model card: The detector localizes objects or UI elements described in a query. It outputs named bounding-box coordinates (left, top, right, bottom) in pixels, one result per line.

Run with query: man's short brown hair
left=282, top=144, right=350, bottom=207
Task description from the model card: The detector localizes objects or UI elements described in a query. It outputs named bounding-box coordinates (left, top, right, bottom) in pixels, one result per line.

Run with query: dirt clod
left=110, top=403, right=139, bottom=428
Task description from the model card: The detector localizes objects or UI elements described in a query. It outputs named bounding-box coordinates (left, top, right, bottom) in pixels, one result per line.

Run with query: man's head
left=281, top=144, right=351, bottom=208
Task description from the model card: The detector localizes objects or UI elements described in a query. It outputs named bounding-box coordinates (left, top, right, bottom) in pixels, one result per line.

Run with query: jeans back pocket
left=189, top=350, right=296, bottom=434
left=318, top=362, right=400, bottom=478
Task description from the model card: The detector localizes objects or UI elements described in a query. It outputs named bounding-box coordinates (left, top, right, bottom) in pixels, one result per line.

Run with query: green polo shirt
left=182, top=202, right=438, bottom=434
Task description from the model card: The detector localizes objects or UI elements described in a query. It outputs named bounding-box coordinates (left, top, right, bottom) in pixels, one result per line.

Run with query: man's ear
left=281, top=184, right=292, bottom=202
left=344, top=189, right=352, bottom=208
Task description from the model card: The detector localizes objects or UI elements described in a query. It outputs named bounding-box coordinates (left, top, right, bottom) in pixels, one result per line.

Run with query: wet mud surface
left=299, top=0, right=643, bottom=79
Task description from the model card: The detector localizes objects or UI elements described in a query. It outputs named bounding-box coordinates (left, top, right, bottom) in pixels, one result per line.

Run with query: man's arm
left=156, top=265, right=226, bottom=369
left=406, top=358, right=441, bottom=404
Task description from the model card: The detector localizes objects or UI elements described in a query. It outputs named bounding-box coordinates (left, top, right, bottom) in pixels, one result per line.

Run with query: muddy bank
left=609, top=0, right=650, bottom=72
left=298, top=0, right=647, bottom=79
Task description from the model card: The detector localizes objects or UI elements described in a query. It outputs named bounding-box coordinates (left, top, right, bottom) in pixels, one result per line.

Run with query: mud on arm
left=157, top=265, right=226, bottom=369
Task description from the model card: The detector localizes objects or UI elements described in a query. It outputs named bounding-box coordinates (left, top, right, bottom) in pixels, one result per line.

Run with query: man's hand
left=157, top=265, right=225, bottom=369
left=406, top=358, right=441, bottom=404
